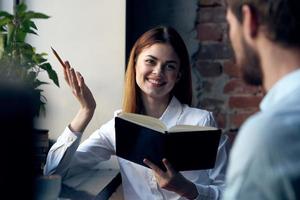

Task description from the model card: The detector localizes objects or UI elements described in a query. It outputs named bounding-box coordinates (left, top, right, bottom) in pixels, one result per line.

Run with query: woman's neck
left=141, top=95, right=171, bottom=118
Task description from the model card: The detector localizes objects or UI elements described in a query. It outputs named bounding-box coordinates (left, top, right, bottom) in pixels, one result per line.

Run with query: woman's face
left=135, top=43, right=180, bottom=101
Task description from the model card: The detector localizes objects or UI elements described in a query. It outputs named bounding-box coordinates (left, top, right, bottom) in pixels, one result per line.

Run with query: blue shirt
left=224, top=69, right=300, bottom=200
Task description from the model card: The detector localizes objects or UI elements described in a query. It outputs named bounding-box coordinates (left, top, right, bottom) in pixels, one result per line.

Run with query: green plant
left=0, top=2, right=59, bottom=116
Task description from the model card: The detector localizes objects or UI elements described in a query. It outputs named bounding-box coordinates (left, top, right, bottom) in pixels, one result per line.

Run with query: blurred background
left=0, top=0, right=263, bottom=186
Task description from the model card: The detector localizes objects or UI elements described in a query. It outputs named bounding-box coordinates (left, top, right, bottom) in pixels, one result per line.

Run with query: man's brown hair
left=227, top=0, right=300, bottom=47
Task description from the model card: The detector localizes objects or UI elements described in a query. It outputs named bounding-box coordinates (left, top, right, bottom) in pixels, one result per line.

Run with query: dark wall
left=126, top=0, right=198, bottom=62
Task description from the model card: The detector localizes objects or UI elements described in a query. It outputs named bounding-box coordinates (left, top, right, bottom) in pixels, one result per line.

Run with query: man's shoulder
left=242, top=109, right=300, bottom=133
left=227, top=109, right=300, bottom=200
left=239, top=109, right=300, bottom=149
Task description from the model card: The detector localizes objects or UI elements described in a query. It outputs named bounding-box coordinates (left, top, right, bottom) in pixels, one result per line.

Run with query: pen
left=51, top=47, right=66, bottom=68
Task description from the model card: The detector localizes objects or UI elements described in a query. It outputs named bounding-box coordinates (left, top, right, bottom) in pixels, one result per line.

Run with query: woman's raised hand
left=60, top=61, right=96, bottom=132
left=63, top=61, right=96, bottom=112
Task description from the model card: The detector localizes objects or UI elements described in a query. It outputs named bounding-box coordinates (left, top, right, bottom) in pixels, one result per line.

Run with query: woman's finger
left=65, top=61, right=75, bottom=90
left=76, top=71, right=84, bottom=88
left=64, top=61, right=71, bottom=86
left=143, top=159, right=164, bottom=176
left=162, top=158, right=176, bottom=174
left=70, top=68, right=80, bottom=94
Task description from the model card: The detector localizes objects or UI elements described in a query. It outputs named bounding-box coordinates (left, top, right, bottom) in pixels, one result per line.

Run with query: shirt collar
left=260, top=69, right=300, bottom=111
left=159, top=96, right=183, bottom=128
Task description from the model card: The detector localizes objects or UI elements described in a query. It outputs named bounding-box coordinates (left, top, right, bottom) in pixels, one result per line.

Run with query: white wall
left=12, top=0, right=125, bottom=168
left=0, top=1, right=13, bottom=12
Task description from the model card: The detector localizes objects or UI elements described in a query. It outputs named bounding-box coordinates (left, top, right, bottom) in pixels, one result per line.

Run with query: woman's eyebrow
left=146, top=55, right=158, bottom=60
left=165, top=60, right=178, bottom=64
left=146, top=55, right=178, bottom=64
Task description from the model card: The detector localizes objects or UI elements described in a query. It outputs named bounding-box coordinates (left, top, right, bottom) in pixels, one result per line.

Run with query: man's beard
left=238, top=37, right=263, bottom=86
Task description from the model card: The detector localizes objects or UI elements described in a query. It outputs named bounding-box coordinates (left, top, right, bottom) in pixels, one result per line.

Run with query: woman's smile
left=146, top=77, right=166, bottom=87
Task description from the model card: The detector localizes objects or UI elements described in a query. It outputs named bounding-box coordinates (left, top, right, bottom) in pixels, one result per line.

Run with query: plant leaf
left=28, top=20, right=37, bottom=30
left=0, top=33, right=4, bottom=58
left=27, top=71, right=37, bottom=81
left=0, top=18, right=12, bottom=27
left=33, top=79, right=48, bottom=88
left=32, top=53, right=47, bottom=64
left=26, top=11, right=50, bottom=19
left=0, top=11, right=13, bottom=18
left=39, top=63, right=59, bottom=87
left=20, top=43, right=34, bottom=60
left=7, top=23, right=14, bottom=45
left=16, top=30, right=26, bottom=42
left=27, top=29, right=37, bottom=35
left=16, top=3, right=27, bottom=15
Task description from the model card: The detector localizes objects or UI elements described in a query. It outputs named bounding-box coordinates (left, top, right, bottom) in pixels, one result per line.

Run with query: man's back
left=224, top=70, right=300, bottom=200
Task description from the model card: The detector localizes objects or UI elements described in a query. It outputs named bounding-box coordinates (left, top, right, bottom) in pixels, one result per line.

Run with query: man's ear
left=242, top=5, right=258, bottom=43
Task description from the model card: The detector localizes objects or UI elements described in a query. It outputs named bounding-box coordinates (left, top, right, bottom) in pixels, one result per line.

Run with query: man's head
left=226, top=0, right=300, bottom=86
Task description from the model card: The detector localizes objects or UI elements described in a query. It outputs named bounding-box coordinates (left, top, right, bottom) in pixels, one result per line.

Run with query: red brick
left=224, top=79, right=261, bottom=95
left=199, top=98, right=224, bottom=110
left=197, top=7, right=226, bottom=23
left=229, top=96, right=263, bottom=109
left=202, top=81, right=213, bottom=93
left=197, top=43, right=233, bottom=59
left=223, top=60, right=241, bottom=78
left=197, top=23, right=225, bottom=42
left=222, top=24, right=230, bottom=43
left=195, top=61, right=223, bottom=77
left=215, top=112, right=226, bottom=129
left=229, top=112, right=254, bottom=128
left=226, top=130, right=238, bottom=145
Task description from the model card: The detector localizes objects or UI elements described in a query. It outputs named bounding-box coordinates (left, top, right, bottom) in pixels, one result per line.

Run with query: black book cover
left=115, top=116, right=221, bottom=171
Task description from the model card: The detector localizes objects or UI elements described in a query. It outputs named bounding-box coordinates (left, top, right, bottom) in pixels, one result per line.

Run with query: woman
left=45, top=26, right=228, bottom=200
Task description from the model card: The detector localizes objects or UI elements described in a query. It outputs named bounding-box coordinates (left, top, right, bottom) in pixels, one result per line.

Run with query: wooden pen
left=51, top=47, right=67, bottom=68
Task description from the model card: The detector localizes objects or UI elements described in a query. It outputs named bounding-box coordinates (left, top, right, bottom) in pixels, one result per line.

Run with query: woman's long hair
left=122, top=26, right=192, bottom=113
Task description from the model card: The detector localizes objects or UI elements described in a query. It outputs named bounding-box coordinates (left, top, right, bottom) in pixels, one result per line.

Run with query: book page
left=168, top=125, right=218, bottom=133
left=118, top=112, right=167, bottom=133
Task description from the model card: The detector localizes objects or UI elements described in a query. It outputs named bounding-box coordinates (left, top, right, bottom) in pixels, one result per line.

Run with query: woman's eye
left=145, top=59, right=155, bottom=65
left=165, top=64, right=176, bottom=70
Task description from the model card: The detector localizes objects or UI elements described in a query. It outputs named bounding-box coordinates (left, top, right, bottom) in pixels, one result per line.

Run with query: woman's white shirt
left=44, top=96, right=228, bottom=200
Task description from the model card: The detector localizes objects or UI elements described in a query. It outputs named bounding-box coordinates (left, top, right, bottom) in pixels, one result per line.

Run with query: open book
left=115, top=112, right=222, bottom=171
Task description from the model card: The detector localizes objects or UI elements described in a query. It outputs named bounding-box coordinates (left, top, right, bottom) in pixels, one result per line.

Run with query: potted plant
left=0, top=2, right=59, bottom=175
left=0, top=2, right=59, bottom=116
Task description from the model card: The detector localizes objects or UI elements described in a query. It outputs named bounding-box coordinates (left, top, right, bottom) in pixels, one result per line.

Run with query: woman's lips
left=147, top=78, right=166, bottom=87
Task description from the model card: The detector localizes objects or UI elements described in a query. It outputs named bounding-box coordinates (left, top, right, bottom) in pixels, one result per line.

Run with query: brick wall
left=193, top=0, right=264, bottom=142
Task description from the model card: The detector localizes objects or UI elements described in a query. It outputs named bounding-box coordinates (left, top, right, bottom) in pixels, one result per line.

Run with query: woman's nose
left=152, top=64, right=163, bottom=74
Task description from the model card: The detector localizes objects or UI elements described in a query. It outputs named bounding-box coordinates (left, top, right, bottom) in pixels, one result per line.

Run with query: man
left=224, top=0, right=300, bottom=199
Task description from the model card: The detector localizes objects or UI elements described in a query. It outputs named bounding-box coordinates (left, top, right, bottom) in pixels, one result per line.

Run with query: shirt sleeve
left=44, top=119, right=116, bottom=179
left=194, top=112, right=229, bottom=200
